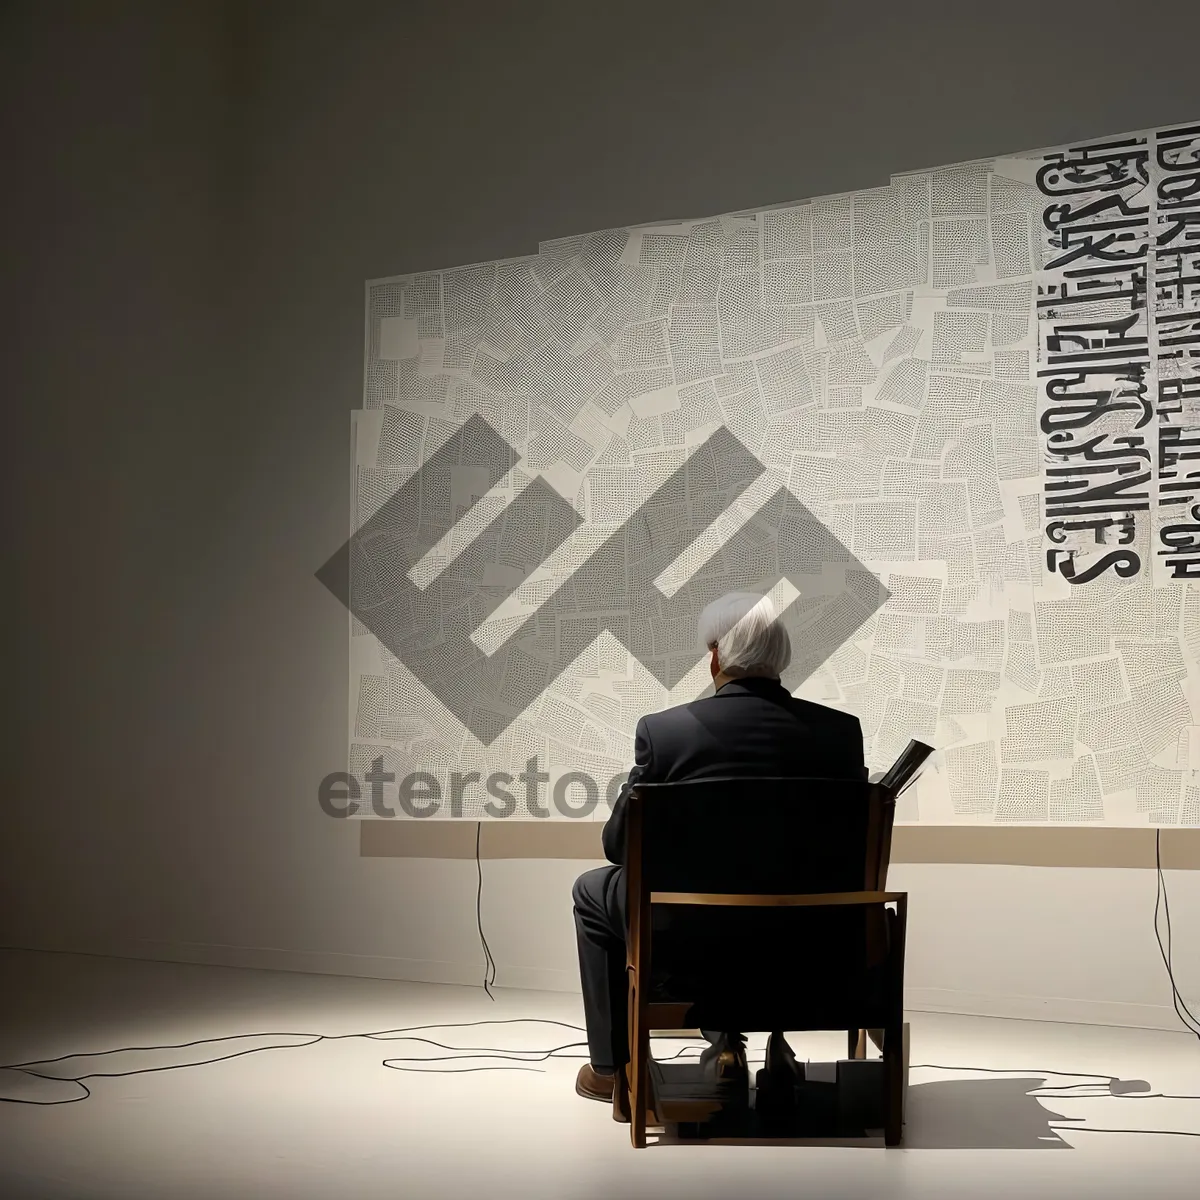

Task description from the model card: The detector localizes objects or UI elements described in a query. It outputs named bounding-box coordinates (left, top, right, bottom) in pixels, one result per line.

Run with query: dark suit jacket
left=601, top=675, right=866, bottom=866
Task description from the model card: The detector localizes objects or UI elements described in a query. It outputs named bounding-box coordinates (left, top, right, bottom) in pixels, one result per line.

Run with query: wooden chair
left=619, top=776, right=907, bottom=1147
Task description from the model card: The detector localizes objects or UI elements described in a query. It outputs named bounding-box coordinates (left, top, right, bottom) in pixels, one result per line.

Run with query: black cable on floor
left=1045, top=1125, right=1200, bottom=1139
left=475, top=822, right=497, bottom=1000
left=1154, top=828, right=1200, bottom=1041
left=0, top=1018, right=590, bottom=1105
left=907, top=1063, right=1198, bottom=1100
left=4, top=1014, right=1196, bottom=1096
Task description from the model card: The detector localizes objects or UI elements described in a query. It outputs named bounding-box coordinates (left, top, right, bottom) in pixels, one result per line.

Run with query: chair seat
left=647, top=967, right=892, bottom=1032
left=646, top=908, right=896, bottom=1031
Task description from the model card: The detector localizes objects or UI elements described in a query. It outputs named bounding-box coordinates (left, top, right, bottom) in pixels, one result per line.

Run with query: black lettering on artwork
left=1036, top=136, right=1154, bottom=583
left=1153, top=126, right=1200, bottom=577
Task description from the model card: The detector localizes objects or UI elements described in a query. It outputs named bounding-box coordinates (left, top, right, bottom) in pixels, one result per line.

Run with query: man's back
left=573, top=592, right=867, bottom=1097
left=602, top=675, right=865, bottom=864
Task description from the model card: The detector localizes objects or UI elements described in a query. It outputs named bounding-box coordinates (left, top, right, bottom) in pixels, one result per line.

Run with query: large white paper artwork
left=341, top=122, right=1200, bottom=826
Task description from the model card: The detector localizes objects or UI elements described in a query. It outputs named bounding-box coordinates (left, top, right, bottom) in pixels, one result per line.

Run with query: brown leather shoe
left=575, top=1063, right=617, bottom=1103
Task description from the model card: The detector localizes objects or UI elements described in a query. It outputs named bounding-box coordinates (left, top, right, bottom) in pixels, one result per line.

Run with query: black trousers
left=573, top=865, right=732, bottom=1070
left=572, top=865, right=629, bottom=1070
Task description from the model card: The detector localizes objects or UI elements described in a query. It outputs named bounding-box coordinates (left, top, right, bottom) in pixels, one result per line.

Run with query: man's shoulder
left=637, top=694, right=713, bottom=740
left=642, top=690, right=861, bottom=730
left=785, top=696, right=862, bottom=726
left=638, top=699, right=698, bottom=734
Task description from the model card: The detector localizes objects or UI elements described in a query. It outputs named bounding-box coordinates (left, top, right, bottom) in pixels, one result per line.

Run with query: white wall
left=2, top=0, right=1199, bottom=1036
left=9, top=845, right=1197, bottom=1032
left=480, top=859, right=1200, bottom=1033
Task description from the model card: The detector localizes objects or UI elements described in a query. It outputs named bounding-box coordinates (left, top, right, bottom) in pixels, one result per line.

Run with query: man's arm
left=601, top=716, right=655, bottom=866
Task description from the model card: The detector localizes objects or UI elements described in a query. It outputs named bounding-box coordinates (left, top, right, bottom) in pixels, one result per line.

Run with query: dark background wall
left=3, top=1, right=1199, bottom=1010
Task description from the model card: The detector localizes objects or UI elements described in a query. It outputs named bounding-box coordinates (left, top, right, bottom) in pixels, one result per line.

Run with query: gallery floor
left=1, top=949, right=1197, bottom=1199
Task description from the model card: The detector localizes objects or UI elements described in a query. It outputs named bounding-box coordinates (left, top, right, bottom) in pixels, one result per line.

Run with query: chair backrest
left=625, top=777, right=898, bottom=1030
left=630, top=776, right=889, bottom=896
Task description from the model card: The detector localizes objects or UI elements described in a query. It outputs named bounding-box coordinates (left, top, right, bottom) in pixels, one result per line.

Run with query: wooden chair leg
left=629, top=987, right=648, bottom=1148
left=630, top=1068, right=647, bottom=1145
left=612, top=1063, right=631, bottom=1123
left=883, top=1024, right=903, bottom=1146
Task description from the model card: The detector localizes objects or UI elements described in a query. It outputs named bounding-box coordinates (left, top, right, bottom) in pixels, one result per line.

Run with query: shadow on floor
left=901, top=1076, right=1080, bottom=1148
left=652, top=1073, right=1177, bottom=1149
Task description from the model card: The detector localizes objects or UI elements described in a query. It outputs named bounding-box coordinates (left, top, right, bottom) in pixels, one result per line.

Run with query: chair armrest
left=650, top=890, right=906, bottom=908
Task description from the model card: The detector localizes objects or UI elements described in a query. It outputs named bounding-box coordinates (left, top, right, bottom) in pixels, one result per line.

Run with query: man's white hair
left=696, top=591, right=791, bottom=678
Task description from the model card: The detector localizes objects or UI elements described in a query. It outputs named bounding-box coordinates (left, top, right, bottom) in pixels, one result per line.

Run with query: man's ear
left=709, top=645, right=720, bottom=678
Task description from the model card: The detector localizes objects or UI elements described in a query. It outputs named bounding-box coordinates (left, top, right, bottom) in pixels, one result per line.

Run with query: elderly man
left=571, top=592, right=867, bottom=1109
